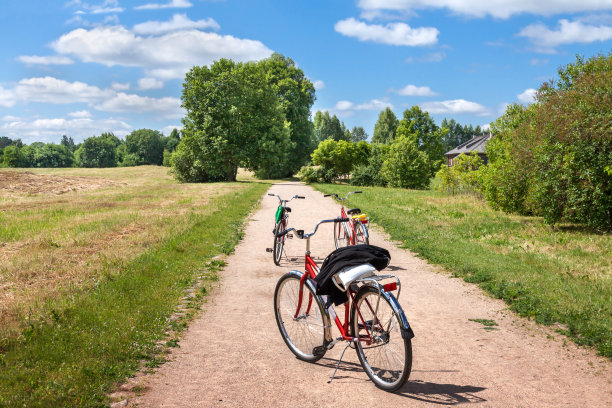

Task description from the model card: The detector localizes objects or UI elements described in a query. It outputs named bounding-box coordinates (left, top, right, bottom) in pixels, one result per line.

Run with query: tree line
left=437, top=53, right=611, bottom=231
left=0, top=129, right=181, bottom=168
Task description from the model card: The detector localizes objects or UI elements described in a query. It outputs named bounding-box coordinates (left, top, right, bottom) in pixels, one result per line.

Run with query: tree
left=125, top=129, right=164, bottom=165
left=311, top=139, right=362, bottom=176
left=75, top=134, right=119, bottom=168
left=257, top=53, right=316, bottom=177
left=313, top=111, right=349, bottom=142
left=164, top=128, right=181, bottom=153
left=0, top=136, right=12, bottom=149
left=381, top=136, right=431, bottom=189
left=350, top=126, right=368, bottom=142
left=33, top=143, right=74, bottom=168
left=175, top=58, right=292, bottom=182
left=60, top=135, right=76, bottom=152
left=372, top=107, right=398, bottom=144
left=2, top=145, right=24, bottom=167
left=396, top=106, right=446, bottom=178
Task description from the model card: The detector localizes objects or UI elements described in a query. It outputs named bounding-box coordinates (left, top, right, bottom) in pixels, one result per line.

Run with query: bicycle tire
left=354, top=221, right=369, bottom=245
left=333, top=220, right=350, bottom=249
left=274, top=273, right=327, bottom=362
left=351, top=286, right=412, bottom=391
left=273, top=220, right=285, bottom=265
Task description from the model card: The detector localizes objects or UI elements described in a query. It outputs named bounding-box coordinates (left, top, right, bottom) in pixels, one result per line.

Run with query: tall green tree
left=33, top=143, right=74, bottom=167
left=75, top=134, right=119, bottom=168
left=257, top=53, right=316, bottom=177
left=313, top=111, right=349, bottom=142
left=372, top=107, right=399, bottom=144
left=60, top=135, right=76, bottom=152
left=381, top=135, right=431, bottom=189
left=125, top=129, right=164, bottom=165
left=396, top=106, right=446, bottom=176
left=175, top=58, right=292, bottom=182
left=350, top=126, right=368, bottom=142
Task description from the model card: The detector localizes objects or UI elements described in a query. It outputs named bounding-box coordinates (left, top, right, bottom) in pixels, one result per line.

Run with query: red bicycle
left=324, top=191, right=369, bottom=248
left=273, top=218, right=413, bottom=391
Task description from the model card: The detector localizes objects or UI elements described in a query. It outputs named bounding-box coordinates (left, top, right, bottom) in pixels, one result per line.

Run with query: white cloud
left=335, top=100, right=354, bottom=110
left=135, top=0, right=192, bottom=10
left=52, top=26, right=273, bottom=80
left=313, top=80, right=325, bottom=90
left=14, top=76, right=114, bottom=104
left=0, top=116, right=132, bottom=143
left=357, top=0, right=612, bottom=19
left=67, top=0, right=124, bottom=14
left=69, top=110, right=93, bottom=118
left=406, top=51, right=446, bottom=63
left=162, top=124, right=182, bottom=135
left=94, top=92, right=183, bottom=118
left=481, top=123, right=491, bottom=131
left=420, top=99, right=488, bottom=115
left=518, top=19, right=612, bottom=51
left=133, top=14, right=219, bottom=35
left=530, top=58, right=549, bottom=66
left=355, top=99, right=393, bottom=110
left=138, top=77, right=164, bottom=90
left=334, top=18, right=438, bottom=46
left=517, top=88, right=537, bottom=104
left=17, top=55, right=74, bottom=65
left=0, top=86, right=16, bottom=108
left=396, top=84, right=437, bottom=96
left=111, top=81, right=130, bottom=91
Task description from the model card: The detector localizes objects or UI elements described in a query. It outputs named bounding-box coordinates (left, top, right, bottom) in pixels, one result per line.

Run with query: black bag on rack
left=314, top=244, right=390, bottom=306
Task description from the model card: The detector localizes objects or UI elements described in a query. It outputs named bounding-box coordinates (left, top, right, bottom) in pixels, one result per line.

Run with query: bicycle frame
left=285, top=220, right=390, bottom=347
left=326, top=191, right=369, bottom=246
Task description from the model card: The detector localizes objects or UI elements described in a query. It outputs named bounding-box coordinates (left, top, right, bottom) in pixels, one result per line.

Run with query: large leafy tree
left=33, top=143, right=74, bottom=167
left=125, top=129, right=164, bottom=165
left=372, top=107, right=399, bottom=144
left=75, top=133, right=119, bottom=168
left=175, top=58, right=292, bottom=182
left=381, top=135, right=431, bottom=189
left=257, top=54, right=316, bottom=176
left=350, top=126, right=368, bottom=142
left=396, top=106, right=446, bottom=176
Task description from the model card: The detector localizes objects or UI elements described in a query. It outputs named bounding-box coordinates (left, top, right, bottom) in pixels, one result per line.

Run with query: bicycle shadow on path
left=313, top=358, right=487, bottom=405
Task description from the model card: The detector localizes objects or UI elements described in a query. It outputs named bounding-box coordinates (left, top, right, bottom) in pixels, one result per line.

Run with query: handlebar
left=268, top=193, right=306, bottom=203
left=324, top=191, right=362, bottom=201
left=276, top=217, right=350, bottom=239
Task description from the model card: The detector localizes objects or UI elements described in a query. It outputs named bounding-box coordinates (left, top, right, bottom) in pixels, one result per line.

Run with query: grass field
left=313, top=184, right=612, bottom=358
left=0, top=166, right=268, bottom=406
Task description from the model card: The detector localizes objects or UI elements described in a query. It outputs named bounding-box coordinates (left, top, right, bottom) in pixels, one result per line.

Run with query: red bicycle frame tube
left=338, top=207, right=357, bottom=245
left=296, top=252, right=375, bottom=343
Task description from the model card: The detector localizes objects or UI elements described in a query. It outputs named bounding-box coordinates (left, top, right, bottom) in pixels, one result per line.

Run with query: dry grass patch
left=0, top=166, right=250, bottom=333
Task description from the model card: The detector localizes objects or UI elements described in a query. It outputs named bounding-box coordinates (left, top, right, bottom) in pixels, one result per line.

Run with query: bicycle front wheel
left=351, top=286, right=412, bottom=391
left=274, top=273, right=327, bottom=362
left=273, top=220, right=285, bottom=265
left=334, top=220, right=350, bottom=249
left=354, top=221, right=369, bottom=245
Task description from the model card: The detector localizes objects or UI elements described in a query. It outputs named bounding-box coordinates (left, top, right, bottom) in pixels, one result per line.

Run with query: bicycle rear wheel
left=274, top=273, right=327, bottom=362
left=333, top=220, right=350, bottom=249
left=351, top=286, right=412, bottom=391
left=273, top=220, right=285, bottom=265
left=355, top=221, right=369, bottom=245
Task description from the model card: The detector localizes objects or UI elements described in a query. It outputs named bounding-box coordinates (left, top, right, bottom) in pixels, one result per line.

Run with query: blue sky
left=1, top=0, right=611, bottom=144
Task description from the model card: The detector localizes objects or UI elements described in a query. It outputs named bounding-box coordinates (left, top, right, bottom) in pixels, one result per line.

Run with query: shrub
left=297, top=166, right=319, bottom=183
left=381, top=136, right=430, bottom=189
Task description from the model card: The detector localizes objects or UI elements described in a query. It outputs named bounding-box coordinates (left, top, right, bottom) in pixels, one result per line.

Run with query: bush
left=350, top=164, right=386, bottom=186
left=297, top=166, right=319, bottom=183
left=436, top=153, right=484, bottom=195
left=381, top=136, right=430, bottom=189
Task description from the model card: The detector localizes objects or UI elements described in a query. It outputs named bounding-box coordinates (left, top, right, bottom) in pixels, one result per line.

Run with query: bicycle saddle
left=285, top=207, right=291, bottom=212
left=346, top=208, right=361, bottom=215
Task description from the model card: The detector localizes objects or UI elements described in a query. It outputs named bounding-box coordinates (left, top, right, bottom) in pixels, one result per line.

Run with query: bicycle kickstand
left=328, top=341, right=353, bottom=384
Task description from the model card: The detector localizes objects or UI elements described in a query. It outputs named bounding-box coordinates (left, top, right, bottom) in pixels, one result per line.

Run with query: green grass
left=0, top=177, right=268, bottom=407
left=313, top=183, right=612, bottom=358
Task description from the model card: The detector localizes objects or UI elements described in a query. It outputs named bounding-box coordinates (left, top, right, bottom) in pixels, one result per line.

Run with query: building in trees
left=445, top=133, right=492, bottom=167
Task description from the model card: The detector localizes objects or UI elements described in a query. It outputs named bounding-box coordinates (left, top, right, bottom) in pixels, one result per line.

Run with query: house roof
left=445, top=133, right=492, bottom=156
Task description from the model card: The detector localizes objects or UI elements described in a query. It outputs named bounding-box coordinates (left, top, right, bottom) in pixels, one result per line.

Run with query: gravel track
left=133, top=183, right=612, bottom=407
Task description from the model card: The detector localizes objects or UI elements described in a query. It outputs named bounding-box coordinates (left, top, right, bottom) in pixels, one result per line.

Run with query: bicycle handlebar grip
left=336, top=218, right=350, bottom=223
left=355, top=191, right=362, bottom=194
left=268, top=193, right=274, bottom=196
left=276, top=229, right=290, bottom=237
left=297, top=196, right=305, bottom=199
left=323, top=194, right=331, bottom=197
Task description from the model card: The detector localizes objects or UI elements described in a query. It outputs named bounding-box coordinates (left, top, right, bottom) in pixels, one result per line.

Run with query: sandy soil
left=131, top=183, right=612, bottom=407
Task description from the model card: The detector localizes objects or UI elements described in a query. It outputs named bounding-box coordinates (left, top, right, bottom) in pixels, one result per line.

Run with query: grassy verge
left=313, top=184, right=612, bottom=358
left=0, top=174, right=268, bottom=407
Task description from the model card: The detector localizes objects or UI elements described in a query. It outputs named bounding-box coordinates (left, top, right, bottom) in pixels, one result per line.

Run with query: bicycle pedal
left=312, top=346, right=326, bottom=357
left=265, top=248, right=273, bottom=253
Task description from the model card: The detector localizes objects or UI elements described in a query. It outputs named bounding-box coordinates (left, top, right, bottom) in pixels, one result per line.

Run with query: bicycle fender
left=287, top=270, right=334, bottom=344
left=358, top=285, right=414, bottom=340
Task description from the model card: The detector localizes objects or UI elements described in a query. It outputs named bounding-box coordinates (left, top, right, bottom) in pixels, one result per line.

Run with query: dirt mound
left=0, top=171, right=119, bottom=196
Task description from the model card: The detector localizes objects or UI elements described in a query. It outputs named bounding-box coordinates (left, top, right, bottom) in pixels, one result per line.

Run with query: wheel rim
left=275, top=277, right=325, bottom=359
left=354, top=291, right=408, bottom=389
left=355, top=222, right=368, bottom=245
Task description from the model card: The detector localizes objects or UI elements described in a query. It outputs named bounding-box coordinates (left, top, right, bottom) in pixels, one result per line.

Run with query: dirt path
left=132, top=183, right=612, bottom=407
